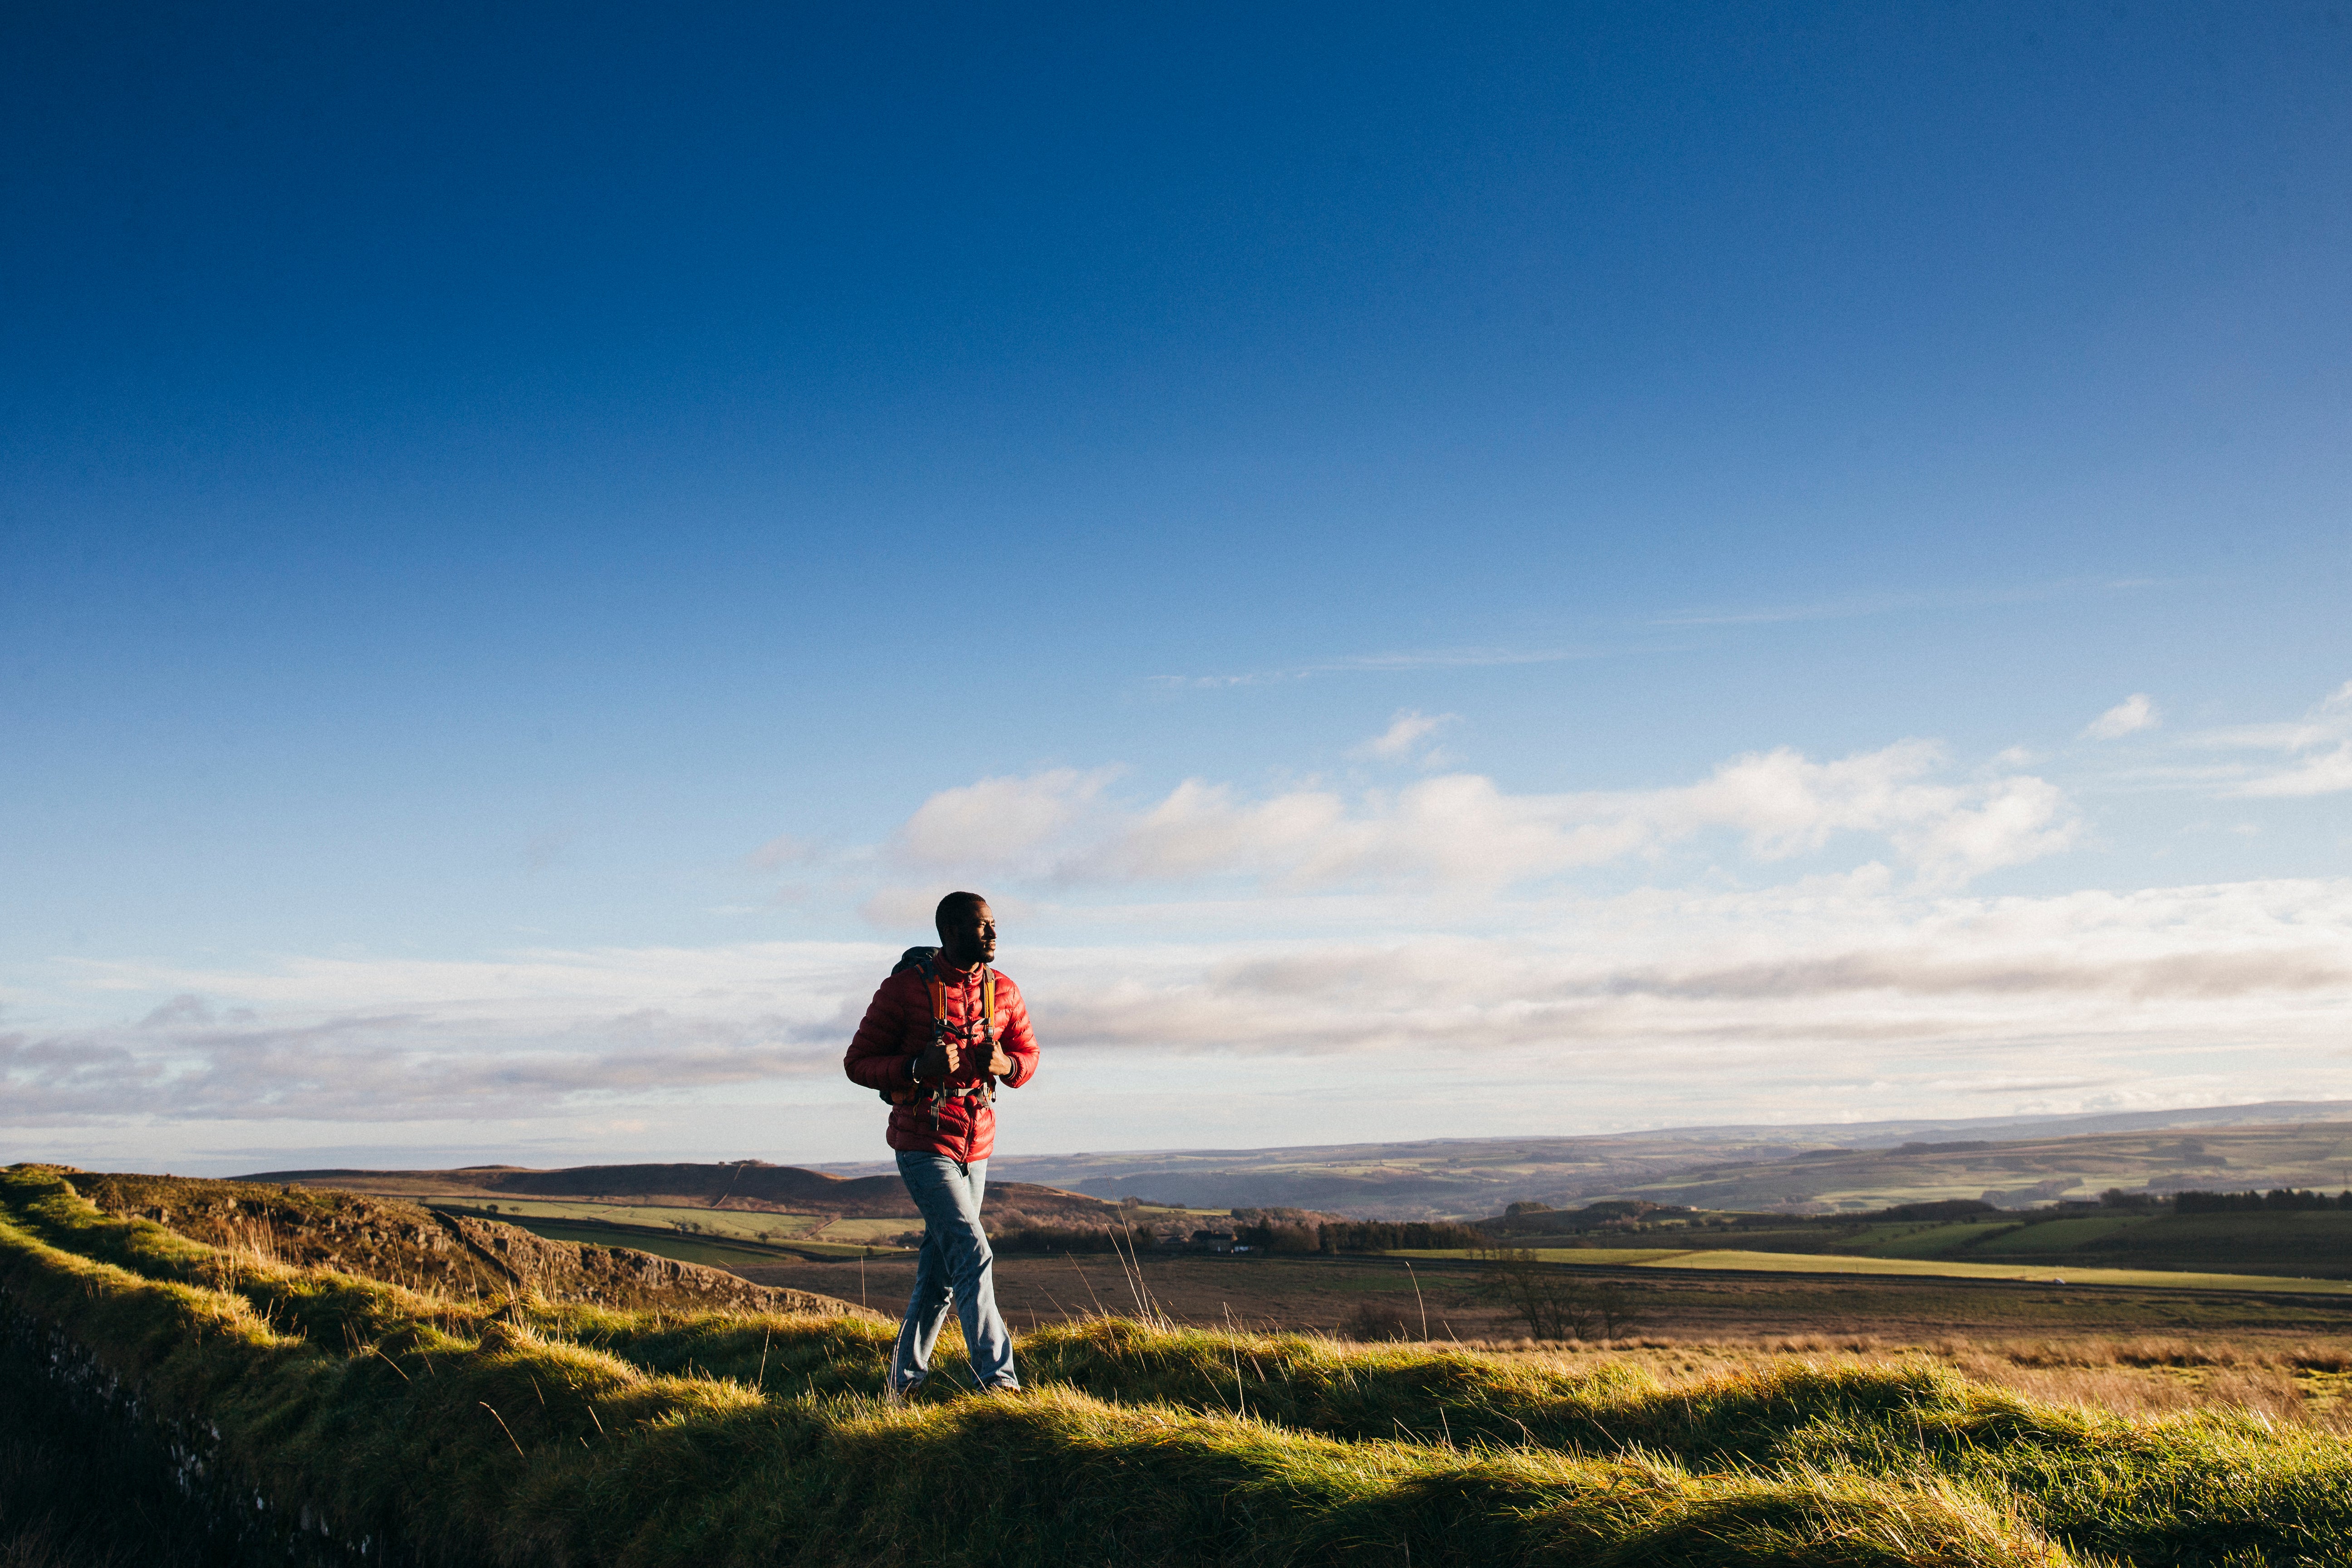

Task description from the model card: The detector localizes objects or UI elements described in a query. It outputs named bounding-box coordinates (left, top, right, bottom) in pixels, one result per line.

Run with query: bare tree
left=1475, top=1250, right=1646, bottom=1340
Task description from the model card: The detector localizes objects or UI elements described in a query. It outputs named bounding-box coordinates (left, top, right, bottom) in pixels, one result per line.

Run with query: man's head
left=935, top=891, right=996, bottom=968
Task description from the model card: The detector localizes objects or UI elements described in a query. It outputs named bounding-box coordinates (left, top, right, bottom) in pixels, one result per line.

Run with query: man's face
left=940, top=900, right=997, bottom=966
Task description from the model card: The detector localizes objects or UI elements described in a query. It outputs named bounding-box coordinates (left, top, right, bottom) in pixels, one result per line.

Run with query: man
left=843, top=891, right=1039, bottom=1396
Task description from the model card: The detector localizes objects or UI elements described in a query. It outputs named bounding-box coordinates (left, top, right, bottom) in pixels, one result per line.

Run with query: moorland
left=10, top=1160, right=2352, bottom=1567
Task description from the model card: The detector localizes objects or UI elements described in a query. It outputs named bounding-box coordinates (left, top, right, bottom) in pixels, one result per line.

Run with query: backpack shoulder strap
left=921, top=955, right=948, bottom=1027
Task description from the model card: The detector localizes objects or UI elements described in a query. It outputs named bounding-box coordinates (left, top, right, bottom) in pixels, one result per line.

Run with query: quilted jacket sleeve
left=844, top=974, right=918, bottom=1094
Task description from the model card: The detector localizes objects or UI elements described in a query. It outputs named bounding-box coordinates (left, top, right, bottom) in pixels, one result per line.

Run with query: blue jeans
left=889, top=1151, right=1019, bottom=1392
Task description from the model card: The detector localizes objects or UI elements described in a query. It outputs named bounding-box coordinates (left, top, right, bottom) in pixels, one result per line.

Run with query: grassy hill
left=12, top=1161, right=2352, bottom=1565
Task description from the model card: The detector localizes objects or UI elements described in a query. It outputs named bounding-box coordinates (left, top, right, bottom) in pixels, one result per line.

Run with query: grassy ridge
left=5, top=1165, right=2348, bottom=1565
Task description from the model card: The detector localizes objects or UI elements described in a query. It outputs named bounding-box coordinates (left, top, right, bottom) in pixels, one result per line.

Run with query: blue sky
left=4, top=3, right=2348, bottom=1173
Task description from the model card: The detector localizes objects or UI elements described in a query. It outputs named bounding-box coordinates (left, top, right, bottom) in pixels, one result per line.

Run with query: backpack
left=878, top=946, right=998, bottom=1124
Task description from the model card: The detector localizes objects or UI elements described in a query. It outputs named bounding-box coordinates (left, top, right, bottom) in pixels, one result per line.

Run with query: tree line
left=1230, top=1220, right=1494, bottom=1253
left=1308, top=1220, right=1490, bottom=1252
left=990, top=1217, right=1493, bottom=1254
left=2172, top=1188, right=2352, bottom=1213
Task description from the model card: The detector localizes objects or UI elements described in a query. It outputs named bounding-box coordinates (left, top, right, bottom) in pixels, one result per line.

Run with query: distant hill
left=244, top=1160, right=1123, bottom=1226
left=953, top=1102, right=2352, bottom=1218
left=1602, top=1120, right=2352, bottom=1214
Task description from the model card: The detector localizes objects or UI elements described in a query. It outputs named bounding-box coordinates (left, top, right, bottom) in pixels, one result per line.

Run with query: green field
left=819, top=1215, right=923, bottom=1242
left=1813, top=1210, right=2352, bottom=1275
left=1845, top=1220, right=2040, bottom=1257
left=1504, top=1205, right=2352, bottom=1281
left=1398, top=1246, right=2352, bottom=1295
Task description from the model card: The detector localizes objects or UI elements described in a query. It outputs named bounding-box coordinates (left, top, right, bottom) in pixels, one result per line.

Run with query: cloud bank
left=9, top=877, right=2347, bottom=1137
left=887, top=741, right=2076, bottom=894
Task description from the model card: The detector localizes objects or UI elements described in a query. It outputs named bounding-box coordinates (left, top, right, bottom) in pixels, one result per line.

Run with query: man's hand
left=986, top=1045, right=1013, bottom=1077
left=916, top=1043, right=960, bottom=1080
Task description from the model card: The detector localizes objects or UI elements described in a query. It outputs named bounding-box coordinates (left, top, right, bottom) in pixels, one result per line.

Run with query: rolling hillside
left=965, top=1101, right=2352, bottom=1217
left=1602, top=1122, right=2352, bottom=1213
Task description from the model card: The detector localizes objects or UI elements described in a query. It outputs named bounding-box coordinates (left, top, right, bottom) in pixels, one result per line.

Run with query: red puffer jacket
left=843, top=962, right=1039, bottom=1163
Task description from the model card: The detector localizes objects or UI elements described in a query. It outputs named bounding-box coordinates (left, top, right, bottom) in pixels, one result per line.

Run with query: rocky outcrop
left=435, top=1211, right=872, bottom=1316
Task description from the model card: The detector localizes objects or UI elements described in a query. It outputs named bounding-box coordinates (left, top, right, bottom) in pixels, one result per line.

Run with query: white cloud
left=892, top=766, right=1120, bottom=869
left=1887, top=773, right=2077, bottom=888
left=887, top=740, right=2075, bottom=893
left=1351, top=710, right=1456, bottom=762
left=2084, top=693, right=2160, bottom=739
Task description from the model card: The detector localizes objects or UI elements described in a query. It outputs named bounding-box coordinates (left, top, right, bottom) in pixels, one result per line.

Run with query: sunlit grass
left=9, top=1163, right=2352, bottom=1566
